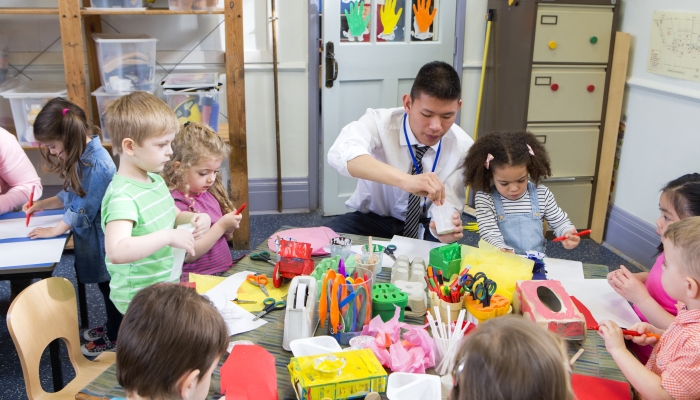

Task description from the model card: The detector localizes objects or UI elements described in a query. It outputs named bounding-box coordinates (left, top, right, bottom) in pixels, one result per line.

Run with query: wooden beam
left=80, top=8, right=224, bottom=15
left=83, top=0, right=103, bottom=127
left=0, top=8, right=58, bottom=14
left=58, top=0, right=89, bottom=115
left=225, top=0, right=250, bottom=250
left=590, top=32, right=631, bottom=244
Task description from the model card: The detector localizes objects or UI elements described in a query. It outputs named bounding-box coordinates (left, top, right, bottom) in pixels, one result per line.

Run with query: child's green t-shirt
left=101, top=173, right=177, bottom=313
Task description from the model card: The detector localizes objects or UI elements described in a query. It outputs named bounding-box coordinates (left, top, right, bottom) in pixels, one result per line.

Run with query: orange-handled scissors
left=246, top=274, right=269, bottom=296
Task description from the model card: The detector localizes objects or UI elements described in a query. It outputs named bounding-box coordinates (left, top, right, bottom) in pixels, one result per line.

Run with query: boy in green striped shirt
left=101, top=92, right=211, bottom=315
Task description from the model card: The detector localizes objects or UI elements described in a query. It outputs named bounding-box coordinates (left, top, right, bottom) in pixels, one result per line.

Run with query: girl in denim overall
left=461, top=131, right=580, bottom=255
left=25, top=98, right=119, bottom=356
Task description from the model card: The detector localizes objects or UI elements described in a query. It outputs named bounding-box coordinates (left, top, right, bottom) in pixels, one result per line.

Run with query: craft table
left=77, top=227, right=627, bottom=399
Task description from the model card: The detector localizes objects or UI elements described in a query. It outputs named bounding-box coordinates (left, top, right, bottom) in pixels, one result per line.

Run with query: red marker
left=552, top=229, right=591, bottom=243
left=25, top=187, right=35, bottom=227
left=234, top=203, right=247, bottom=215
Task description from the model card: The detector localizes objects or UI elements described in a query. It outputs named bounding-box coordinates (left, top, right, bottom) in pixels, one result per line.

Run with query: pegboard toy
left=513, top=280, right=586, bottom=342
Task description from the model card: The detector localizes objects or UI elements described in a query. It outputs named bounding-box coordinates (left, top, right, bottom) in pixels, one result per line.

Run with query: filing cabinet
left=479, top=0, right=619, bottom=229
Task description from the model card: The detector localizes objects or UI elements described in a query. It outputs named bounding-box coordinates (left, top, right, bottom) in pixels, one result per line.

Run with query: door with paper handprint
left=322, top=0, right=458, bottom=215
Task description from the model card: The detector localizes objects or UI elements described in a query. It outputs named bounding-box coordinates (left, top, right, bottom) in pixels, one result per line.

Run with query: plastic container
left=0, top=82, right=67, bottom=147
left=387, top=373, right=442, bottom=400
left=289, top=336, right=342, bottom=357
left=0, top=34, right=8, bottom=84
left=92, top=34, right=157, bottom=93
left=354, top=244, right=385, bottom=277
left=324, top=266, right=374, bottom=345
left=168, top=0, right=218, bottom=11
left=164, top=88, right=219, bottom=131
left=432, top=203, right=458, bottom=235
left=329, top=236, right=352, bottom=260
left=92, top=86, right=153, bottom=143
left=88, top=0, right=146, bottom=8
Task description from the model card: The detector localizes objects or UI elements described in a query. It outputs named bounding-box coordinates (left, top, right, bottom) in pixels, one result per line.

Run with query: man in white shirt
left=325, top=61, right=473, bottom=243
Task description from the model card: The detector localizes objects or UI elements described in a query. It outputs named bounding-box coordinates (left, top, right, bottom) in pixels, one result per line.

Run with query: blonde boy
left=102, top=92, right=210, bottom=314
left=599, top=216, right=700, bottom=400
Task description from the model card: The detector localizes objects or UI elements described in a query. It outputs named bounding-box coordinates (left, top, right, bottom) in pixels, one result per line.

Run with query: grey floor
left=0, top=209, right=640, bottom=399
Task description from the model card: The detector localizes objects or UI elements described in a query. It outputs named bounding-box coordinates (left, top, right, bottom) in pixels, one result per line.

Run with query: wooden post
left=225, top=0, right=250, bottom=250
left=57, top=0, right=88, bottom=114
left=83, top=0, right=103, bottom=127
left=271, top=0, right=283, bottom=212
left=590, top=32, right=631, bottom=244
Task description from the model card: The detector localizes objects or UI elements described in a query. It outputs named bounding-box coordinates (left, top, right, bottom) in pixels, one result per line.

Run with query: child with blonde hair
left=462, top=131, right=580, bottom=255
left=451, top=315, right=574, bottom=400
left=599, top=216, right=700, bottom=400
left=162, top=122, right=242, bottom=281
left=101, top=92, right=211, bottom=324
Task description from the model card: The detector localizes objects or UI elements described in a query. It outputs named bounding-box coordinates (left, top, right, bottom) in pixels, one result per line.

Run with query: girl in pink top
left=608, top=173, right=700, bottom=363
left=162, top=122, right=243, bottom=281
left=0, top=128, right=42, bottom=214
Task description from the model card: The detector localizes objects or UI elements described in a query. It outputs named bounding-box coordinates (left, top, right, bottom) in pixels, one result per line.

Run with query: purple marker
left=338, top=258, right=346, bottom=278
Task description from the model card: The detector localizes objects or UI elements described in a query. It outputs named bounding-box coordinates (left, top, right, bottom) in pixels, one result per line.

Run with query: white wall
left=612, top=0, right=700, bottom=225
left=0, top=0, right=308, bottom=185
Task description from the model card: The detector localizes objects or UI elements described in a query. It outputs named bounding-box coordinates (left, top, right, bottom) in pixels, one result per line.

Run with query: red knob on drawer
left=587, top=84, right=595, bottom=92
left=551, top=83, right=559, bottom=91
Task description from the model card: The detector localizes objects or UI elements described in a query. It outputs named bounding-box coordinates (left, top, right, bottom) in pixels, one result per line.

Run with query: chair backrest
left=6, top=277, right=90, bottom=398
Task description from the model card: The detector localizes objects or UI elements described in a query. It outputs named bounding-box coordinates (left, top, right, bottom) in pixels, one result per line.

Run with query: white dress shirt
left=328, top=107, right=473, bottom=237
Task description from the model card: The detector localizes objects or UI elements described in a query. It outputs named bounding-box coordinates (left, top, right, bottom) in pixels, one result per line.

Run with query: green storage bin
left=429, top=242, right=462, bottom=278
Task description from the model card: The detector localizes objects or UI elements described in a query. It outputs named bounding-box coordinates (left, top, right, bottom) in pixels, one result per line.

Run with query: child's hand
left=190, top=213, right=211, bottom=239
left=597, top=320, right=627, bottom=355
left=608, top=265, right=650, bottom=304
left=170, top=229, right=195, bottom=256
left=500, top=248, right=514, bottom=254
left=561, top=228, right=581, bottom=249
left=27, top=225, right=62, bottom=239
left=22, top=199, right=44, bottom=215
left=219, top=211, right=242, bottom=234
left=625, top=322, right=662, bottom=346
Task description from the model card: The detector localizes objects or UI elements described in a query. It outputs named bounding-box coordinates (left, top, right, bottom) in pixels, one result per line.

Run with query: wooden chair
left=6, top=277, right=116, bottom=399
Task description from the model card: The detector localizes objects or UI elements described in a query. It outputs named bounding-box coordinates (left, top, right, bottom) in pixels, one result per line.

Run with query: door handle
left=325, top=41, right=338, bottom=88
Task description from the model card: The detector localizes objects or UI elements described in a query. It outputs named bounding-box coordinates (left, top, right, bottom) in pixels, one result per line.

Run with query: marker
left=553, top=229, right=591, bottom=242
left=25, top=187, right=35, bottom=227
left=234, top=203, right=247, bottom=215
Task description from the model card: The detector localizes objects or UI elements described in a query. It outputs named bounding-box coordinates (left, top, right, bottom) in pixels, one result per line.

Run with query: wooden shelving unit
left=1, top=1, right=251, bottom=249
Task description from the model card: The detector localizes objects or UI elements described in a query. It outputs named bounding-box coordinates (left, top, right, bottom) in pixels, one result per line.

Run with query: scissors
left=246, top=274, right=270, bottom=296
left=232, top=298, right=256, bottom=304
left=253, top=297, right=286, bottom=321
left=473, top=278, right=497, bottom=307
left=384, top=244, right=397, bottom=261
left=250, top=250, right=275, bottom=266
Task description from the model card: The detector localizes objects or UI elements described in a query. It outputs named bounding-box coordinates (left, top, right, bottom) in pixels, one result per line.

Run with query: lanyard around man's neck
left=402, top=113, right=442, bottom=211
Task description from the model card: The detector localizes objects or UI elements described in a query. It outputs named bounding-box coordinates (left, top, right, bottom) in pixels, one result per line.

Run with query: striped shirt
left=101, top=173, right=177, bottom=314
left=646, top=304, right=700, bottom=400
left=475, top=184, right=574, bottom=251
left=171, top=190, right=232, bottom=281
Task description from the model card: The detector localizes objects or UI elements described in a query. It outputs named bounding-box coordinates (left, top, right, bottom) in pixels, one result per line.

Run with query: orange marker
left=25, top=187, right=35, bottom=227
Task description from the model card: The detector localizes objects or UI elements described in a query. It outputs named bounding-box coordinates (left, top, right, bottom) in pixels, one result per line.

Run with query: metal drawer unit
left=479, top=0, right=619, bottom=229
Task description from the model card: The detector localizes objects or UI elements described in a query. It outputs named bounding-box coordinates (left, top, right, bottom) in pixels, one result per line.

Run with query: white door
left=322, top=0, right=458, bottom=216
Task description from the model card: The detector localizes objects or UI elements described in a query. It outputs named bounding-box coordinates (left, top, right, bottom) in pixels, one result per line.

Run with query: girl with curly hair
left=462, top=131, right=579, bottom=255
left=162, top=122, right=242, bottom=281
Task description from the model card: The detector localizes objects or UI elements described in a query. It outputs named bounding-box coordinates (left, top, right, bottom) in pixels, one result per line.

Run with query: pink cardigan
left=0, top=128, right=42, bottom=214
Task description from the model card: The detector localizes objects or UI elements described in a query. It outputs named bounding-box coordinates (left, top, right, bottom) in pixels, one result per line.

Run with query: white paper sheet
left=389, top=235, right=446, bottom=266
left=203, top=270, right=267, bottom=336
left=559, top=279, right=641, bottom=328
left=170, top=223, right=195, bottom=281
left=543, top=257, right=585, bottom=281
left=0, top=214, right=68, bottom=240
left=0, top=238, right=67, bottom=268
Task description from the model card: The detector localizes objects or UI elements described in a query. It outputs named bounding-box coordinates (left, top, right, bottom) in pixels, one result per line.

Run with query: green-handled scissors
left=250, top=250, right=275, bottom=266
left=253, top=297, right=286, bottom=321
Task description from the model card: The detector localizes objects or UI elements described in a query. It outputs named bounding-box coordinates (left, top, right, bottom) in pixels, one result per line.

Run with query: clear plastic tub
left=92, top=86, right=153, bottom=143
left=0, top=82, right=67, bottom=147
left=0, top=34, right=8, bottom=84
left=92, top=34, right=157, bottom=93
left=168, top=0, right=218, bottom=11
left=163, top=88, right=220, bottom=132
left=88, top=0, right=146, bottom=9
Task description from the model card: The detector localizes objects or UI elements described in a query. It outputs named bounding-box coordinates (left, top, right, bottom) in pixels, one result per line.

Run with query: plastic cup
left=325, top=265, right=374, bottom=344
left=330, top=236, right=352, bottom=260
left=433, top=204, right=458, bottom=235
left=355, top=244, right=384, bottom=276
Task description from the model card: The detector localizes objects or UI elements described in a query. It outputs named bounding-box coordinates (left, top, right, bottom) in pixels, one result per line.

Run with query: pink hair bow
left=526, top=144, right=535, bottom=156
left=485, top=153, right=494, bottom=169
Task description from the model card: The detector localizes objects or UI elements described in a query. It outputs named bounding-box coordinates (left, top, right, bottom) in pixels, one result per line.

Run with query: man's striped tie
left=403, top=145, right=429, bottom=238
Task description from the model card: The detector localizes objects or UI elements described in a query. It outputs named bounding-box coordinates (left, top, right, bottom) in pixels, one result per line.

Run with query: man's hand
left=400, top=172, right=445, bottom=204
left=430, top=210, right=463, bottom=243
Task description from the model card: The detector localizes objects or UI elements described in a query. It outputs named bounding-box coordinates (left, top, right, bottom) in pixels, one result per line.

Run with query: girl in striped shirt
left=163, top=122, right=243, bottom=281
left=462, top=131, right=580, bottom=255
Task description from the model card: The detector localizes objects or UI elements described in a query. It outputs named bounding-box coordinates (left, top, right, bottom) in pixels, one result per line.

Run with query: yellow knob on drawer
left=548, top=41, right=557, bottom=49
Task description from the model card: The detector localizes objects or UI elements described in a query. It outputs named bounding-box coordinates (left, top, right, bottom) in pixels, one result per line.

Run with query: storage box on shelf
left=162, top=73, right=220, bottom=131
left=0, top=82, right=68, bottom=147
left=92, top=34, right=157, bottom=93
left=87, top=0, right=147, bottom=9
left=92, top=86, right=153, bottom=143
left=167, top=0, right=218, bottom=11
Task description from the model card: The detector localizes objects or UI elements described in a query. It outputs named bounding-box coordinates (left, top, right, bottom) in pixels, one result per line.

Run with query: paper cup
left=432, top=204, right=457, bottom=235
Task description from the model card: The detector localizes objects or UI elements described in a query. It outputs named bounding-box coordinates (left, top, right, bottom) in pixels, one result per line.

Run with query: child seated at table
left=162, top=122, right=243, bottom=282
left=115, top=283, right=229, bottom=400
left=598, top=216, right=700, bottom=400
left=451, top=314, right=574, bottom=400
